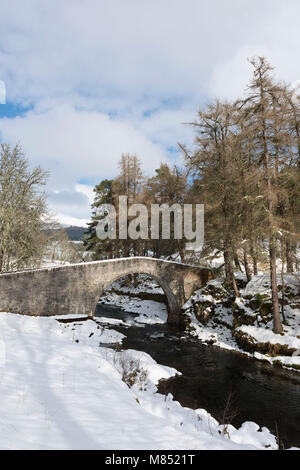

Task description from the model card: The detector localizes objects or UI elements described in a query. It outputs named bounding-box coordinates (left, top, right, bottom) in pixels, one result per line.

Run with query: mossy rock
left=272, top=360, right=283, bottom=368
left=248, top=293, right=270, bottom=310
left=222, top=296, right=235, bottom=308
left=290, top=303, right=300, bottom=309
left=259, top=301, right=273, bottom=317
left=194, top=302, right=215, bottom=325
left=234, top=329, right=297, bottom=356
left=202, top=283, right=229, bottom=301
left=235, top=276, right=248, bottom=289
left=243, top=294, right=273, bottom=323
left=232, top=302, right=257, bottom=327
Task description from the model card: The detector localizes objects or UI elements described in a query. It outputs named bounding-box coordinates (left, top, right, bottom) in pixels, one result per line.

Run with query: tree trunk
left=259, top=75, right=282, bottom=333
left=223, top=247, right=231, bottom=285
left=234, top=252, right=243, bottom=272
left=280, top=239, right=287, bottom=325
left=286, top=239, right=294, bottom=273
left=243, top=248, right=252, bottom=282
left=269, top=237, right=282, bottom=333
left=0, top=249, right=4, bottom=272
left=123, top=240, right=130, bottom=258
left=133, top=273, right=139, bottom=288
left=250, top=241, right=258, bottom=275
left=177, top=240, right=186, bottom=264
left=224, top=245, right=240, bottom=297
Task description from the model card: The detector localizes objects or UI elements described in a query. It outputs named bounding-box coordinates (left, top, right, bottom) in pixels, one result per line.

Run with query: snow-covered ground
left=99, top=275, right=168, bottom=324
left=0, top=312, right=280, bottom=450
left=99, top=293, right=168, bottom=325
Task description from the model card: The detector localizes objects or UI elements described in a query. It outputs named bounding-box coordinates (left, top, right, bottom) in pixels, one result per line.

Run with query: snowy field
left=0, top=312, right=281, bottom=450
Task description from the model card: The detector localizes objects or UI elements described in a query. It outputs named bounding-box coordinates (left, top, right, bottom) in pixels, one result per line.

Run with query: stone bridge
left=0, top=257, right=213, bottom=323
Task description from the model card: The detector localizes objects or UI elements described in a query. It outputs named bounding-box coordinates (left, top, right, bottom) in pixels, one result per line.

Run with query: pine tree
left=84, top=179, right=115, bottom=259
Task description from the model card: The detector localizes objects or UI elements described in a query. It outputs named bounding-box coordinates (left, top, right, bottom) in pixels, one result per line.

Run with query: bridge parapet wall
left=0, top=257, right=213, bottom=323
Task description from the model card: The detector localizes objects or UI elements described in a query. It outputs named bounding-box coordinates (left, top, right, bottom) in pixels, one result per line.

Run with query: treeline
left=85, top=57, right=299, bottom=333
left=84, top=154, right=189, bottom=262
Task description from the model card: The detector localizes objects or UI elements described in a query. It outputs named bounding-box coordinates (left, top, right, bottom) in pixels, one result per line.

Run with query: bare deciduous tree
left=0, top=143, right=49, bottom=272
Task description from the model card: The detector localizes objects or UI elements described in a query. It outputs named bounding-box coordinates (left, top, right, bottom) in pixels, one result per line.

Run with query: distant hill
left=43, top=225, right=87, bottom=242
left=64, top=226, right=87, bottom=241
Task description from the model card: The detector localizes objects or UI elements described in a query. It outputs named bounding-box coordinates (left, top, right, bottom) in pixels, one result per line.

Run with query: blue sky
left=0, top=0, right=299, bottom=225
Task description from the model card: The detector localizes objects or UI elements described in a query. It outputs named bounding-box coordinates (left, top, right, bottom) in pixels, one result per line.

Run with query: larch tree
left=113, top=153, right=144, bottom=259
left=240, top=57, right=290, bottom=333
left=144, top=163, right=188, bottom=262
left=185, top=101, right=242, bottom=297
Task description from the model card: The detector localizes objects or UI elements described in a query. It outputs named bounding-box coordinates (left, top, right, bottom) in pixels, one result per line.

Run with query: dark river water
left=95, top=303, right=300, bottom=449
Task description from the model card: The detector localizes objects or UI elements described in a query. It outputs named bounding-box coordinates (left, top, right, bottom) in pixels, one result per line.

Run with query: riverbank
left=183, top=273, right=300, bottom=372
left=102, top=273, right=300, bottom=372
left=0, top=311, right=280, bottom=450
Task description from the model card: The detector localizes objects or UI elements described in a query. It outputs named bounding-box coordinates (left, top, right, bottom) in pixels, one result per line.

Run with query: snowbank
left=100, top=275, right=168, bottom=325
left=0, top=312, right=279, bottom=450
left=236, top=325, right=300, bottom=350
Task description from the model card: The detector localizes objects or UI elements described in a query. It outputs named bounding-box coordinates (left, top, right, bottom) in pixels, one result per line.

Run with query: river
left=95, top=303, right=300, bottom=449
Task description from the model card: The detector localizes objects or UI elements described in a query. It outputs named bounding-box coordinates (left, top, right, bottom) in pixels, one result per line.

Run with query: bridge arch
left=97, top=271, right=179, bottom=321
left=0, top=257, right=213, bottom=324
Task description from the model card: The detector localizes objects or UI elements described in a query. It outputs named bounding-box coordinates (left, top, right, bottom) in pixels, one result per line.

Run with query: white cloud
left=0, top=0, right=299, bottom=223
left=55, top=213, right=90, bottom=227
left=1, top=0, right=298, bottom=106
left=0, top=81, right=5, bottom=104
left=0, top=104, right=171, bottom=222
left=75, top=184, right=95, bottom=206
left=47, top=185, right=93, bottom=224
left=134, top=108, right=196, bottom=150
left=0, top=104, right=168, bottom=186
left=208, top=3, right=300, bottom=101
